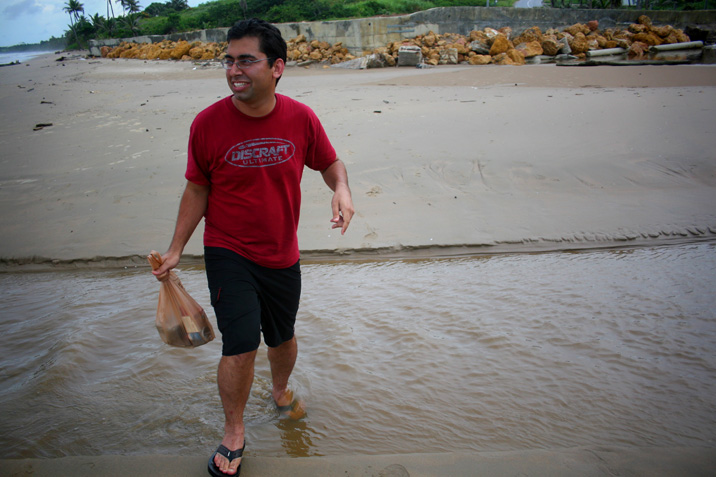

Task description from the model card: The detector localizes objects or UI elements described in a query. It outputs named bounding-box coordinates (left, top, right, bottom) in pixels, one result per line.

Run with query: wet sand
left=0, top=54, right=715, bottom=268
left=2, top=446, right=715, bottom=476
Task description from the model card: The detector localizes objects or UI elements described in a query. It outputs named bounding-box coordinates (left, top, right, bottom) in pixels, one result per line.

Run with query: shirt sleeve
left=185, top=117, right=211, bottom=186
left=304, top=107, right=337, bottom=172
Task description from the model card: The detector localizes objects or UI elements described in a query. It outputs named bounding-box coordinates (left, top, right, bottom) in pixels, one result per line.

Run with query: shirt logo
left=225, top=138, right=295, bottom=168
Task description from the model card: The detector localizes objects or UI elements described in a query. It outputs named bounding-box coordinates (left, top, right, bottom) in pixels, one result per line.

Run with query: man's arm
left=321, top=158, right=354, bottom=235
left=152, top=180, right=210, bottom=280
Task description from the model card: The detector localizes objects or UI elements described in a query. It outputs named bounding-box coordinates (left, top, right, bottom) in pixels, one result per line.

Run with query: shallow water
left=1, top=242, right=715, bottom=459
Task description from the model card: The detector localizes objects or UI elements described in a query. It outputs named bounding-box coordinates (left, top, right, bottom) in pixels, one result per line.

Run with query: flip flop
left=208, top=442, right=245, bottom=477
left=274, top=389, right=306, bottom=420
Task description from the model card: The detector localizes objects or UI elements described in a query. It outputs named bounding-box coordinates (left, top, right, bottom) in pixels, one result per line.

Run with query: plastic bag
left=147, top=251, right=215, bottom=348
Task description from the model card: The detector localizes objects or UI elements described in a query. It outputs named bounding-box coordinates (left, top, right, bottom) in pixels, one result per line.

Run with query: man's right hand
left=151, top=250, right=181, bottom=281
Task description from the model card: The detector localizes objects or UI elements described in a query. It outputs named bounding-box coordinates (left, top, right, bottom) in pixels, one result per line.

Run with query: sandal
left=208, top=442, right=245, bottom=477
left=274, top=389, right=306, bottom=420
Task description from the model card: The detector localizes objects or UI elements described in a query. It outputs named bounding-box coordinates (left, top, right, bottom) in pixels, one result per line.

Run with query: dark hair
left=226, top=18, right=287, bottom=67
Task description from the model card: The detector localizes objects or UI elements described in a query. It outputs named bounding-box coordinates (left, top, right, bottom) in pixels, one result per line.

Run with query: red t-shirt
left=186, top=94, right=337, bottom=268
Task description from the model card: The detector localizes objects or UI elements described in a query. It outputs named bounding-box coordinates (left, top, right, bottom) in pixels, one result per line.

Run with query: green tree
left=126, top=0, right=142, bottom=14
left=121, top=13, right=142, bottom=35
left=63, top=0, right=85, bottom=47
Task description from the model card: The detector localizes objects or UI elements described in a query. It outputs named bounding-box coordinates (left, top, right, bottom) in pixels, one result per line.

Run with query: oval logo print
left=225, top=138, right=295, bottom=168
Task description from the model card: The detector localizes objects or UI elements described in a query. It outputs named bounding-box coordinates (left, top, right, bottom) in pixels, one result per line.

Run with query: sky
left=0, top=0, right=202, bottom=48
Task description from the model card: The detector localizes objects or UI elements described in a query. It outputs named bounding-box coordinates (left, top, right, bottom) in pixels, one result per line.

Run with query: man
left=152, top=18, right=354, bottom=477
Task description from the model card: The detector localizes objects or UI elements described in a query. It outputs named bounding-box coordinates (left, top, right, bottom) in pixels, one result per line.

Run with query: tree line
left=50, top=0, right=716, bottom=50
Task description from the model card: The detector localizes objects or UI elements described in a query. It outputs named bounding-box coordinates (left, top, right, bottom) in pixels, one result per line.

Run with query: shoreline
left=1, top=53, right=715, bottom=269
left=2, top=446, right=715, bottom=476
left=1, top=234, right=715, bottom=272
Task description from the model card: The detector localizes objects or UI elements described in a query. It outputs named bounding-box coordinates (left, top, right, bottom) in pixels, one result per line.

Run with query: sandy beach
left=1, top=53, right=716, bottom=476
left=1, top=53, right=715, bottom=268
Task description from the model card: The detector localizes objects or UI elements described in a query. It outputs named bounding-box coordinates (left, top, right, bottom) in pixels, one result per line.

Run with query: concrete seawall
left=89, top=6, right=716, bottom=56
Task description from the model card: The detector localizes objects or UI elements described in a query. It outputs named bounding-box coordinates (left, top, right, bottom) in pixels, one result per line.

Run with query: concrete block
left=398, top=45, right=422, bottom=66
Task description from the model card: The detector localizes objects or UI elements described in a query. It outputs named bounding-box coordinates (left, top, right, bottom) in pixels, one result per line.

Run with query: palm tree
left=90, top=13, right=111, bottom=38
left=63, top=0, right=84, bottom=24
left=115, top=0, right=129, bottom=14
left=126, top=0, right=142, bottom=14
left=106, top=0, right=116, bottom=19
left=120, top=14, right=141, bottom=36
left=63, top=0, right=85, bottom=47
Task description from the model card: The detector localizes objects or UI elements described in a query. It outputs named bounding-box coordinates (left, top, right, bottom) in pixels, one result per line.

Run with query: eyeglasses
left=221, top=57, right=275, bottom=70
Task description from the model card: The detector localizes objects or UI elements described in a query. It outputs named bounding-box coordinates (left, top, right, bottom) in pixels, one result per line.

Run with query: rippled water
left=1, top=242, right=715, bottom=459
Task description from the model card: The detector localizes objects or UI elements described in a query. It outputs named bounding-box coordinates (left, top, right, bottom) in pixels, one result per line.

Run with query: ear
left=272, top=58, right=285, bottom=80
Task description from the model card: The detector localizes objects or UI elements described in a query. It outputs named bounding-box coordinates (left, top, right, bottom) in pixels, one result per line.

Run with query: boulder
left=170, top=41, right=192, bottom=60
left=513, top=26, right=543, bottom=46
left=189, top=47, right=204, bottom=60
left=628, top=41, right=649, bottom=58
left=423, top=33, right=437, bottom=47
left=470, top=39, right=491, bottom=55
left=469, top=30, right=487, bottom=42
left=541, top=36, right=561, bottom=56
left=439, top=48, right=458, bottom=65
left=492, top=52, right=517, bottom=66
left=484, top=28, right=500, bottom=42
left=564, top=23, right=590, bottom=37
left=489, top=34, right=511, bottom=56
left=633, top=31, right=662, bottom=46
left=468, top=54, right=492, bottom=65
left=515, top=41, right=543, bottom=58
left=629, top=23, right=648, bottom=34
left=569, top=32, right=590, bottom=55
left=365, top=53, right=385, bottom=68
left=651, top=25, right=674, bottom=38
left=637, top=15, right=652, bottom=27
left=559, top=36, right=572, bottom=55
left=506, top=48, right=526, bottom=65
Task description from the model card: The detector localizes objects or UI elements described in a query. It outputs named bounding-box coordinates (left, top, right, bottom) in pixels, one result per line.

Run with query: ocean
left=0, top=50, right=55, bottom=65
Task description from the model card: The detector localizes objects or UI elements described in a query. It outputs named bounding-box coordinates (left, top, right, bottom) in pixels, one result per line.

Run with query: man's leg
left=214, top=351, right=256, bottom=475
left=268, top=336, right=299, bottom=406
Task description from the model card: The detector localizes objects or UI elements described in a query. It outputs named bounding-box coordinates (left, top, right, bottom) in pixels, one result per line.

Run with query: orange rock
left=564, top=23, right=589, bottom=37
left=637, top=15, right=652, bottom=27
left=513, top=26, right=542, bottom=46
left=507, top=49, right=525, bottom=65
left=468, top=54, right=492, bottom=65
left=541, top=36, right=561, bottom=56
left=633, top=32, right=662, bottom=46
left=489, top=34, right=511, bottom=56
left=492, top=52, right=516, bottom=65
left=569, top=32, right=590, bottom=55
left=515, top=40, right=543, bottom=58
left=170, top=41, right=192, bottom=60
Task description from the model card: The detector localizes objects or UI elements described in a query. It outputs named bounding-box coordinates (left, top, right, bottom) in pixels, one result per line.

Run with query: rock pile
left=286, top=34, right=357, bottom=64
left=367, top=15, right=692, bottom=67
left=101, top=39, right=224, bottom=60
left=97, top=15, right=693, bottom=66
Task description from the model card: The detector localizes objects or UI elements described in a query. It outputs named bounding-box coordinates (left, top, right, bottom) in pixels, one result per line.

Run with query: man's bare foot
left=273, top=389, right=306, bottom=420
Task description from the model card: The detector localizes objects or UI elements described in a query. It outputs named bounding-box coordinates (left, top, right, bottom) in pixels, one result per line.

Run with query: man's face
left=224, top=36, right=283, bottom=107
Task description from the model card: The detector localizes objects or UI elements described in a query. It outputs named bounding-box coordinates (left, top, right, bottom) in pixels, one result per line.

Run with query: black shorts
left=204, top=247, right=301, bottom=356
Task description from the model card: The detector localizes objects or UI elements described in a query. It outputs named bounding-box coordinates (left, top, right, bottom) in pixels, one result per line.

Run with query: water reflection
left=0, top=242, right=715, bottom=459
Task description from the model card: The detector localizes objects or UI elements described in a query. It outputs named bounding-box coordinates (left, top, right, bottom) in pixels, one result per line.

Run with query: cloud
left=2, top=0, right=43, bottom=19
